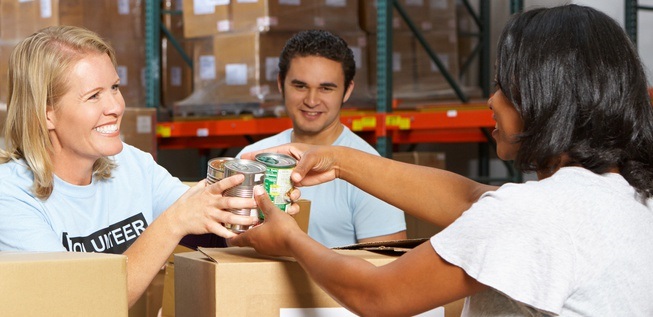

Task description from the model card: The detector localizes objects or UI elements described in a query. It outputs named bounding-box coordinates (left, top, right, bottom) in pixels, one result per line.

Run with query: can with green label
left=255, top=153, right=296, bottom=216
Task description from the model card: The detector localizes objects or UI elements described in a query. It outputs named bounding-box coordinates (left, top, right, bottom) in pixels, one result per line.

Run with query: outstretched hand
left=240, top=143, right=341, bottom=187
left=228, top=185, right=305, bottom=257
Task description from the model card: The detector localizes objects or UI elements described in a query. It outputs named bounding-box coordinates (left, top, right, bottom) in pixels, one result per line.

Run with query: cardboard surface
left=175, top=247, right=397, bottom=317
left=392, top=151, right=447, bottom=239
left=0, top=251, right=128, bottom=317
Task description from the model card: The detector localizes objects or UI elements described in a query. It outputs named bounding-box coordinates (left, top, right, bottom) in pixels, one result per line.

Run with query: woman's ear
left=46, top=106, right=56, bottom=130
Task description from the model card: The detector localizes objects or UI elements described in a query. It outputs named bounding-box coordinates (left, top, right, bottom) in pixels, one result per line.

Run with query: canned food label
left=263, top=167, right=293, bottom=212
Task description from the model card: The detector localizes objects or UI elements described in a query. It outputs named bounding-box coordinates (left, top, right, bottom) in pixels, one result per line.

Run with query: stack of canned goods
left=206, top=153, right=297, bottom=233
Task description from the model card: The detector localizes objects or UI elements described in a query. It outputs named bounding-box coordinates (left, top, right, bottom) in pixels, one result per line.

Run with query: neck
left=291, top=123, right=344, bottom=146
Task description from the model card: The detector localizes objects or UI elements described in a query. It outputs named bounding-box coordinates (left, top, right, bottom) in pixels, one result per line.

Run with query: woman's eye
left=111, top=84, right=120, bottom=91
left=88, top=92, right=100, bottom=100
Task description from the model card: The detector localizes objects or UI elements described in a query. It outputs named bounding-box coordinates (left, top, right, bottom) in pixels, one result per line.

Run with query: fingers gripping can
left=206, top=157, right=235, bottom=184
left=222, top=159, right=266, bottom=233
left=255, top=153, right=296, bottom=216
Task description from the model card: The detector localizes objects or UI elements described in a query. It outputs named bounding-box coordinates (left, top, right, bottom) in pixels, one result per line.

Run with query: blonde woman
left=0, top=25, right=298, bottom=307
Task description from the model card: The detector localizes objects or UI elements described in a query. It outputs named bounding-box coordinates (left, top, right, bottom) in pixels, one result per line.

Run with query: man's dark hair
left=278, top=30, right=356, bottom=93
left=496, top=4, right=653, bottom=198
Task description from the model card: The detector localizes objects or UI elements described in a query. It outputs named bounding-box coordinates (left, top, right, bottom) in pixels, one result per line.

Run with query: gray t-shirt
left=432, top=167, right=653, bottom=316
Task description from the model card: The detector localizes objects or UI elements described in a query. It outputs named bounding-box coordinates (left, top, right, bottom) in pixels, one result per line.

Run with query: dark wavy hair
left=278, top=30, right=356, bottom=94
left=496, top=5, right=653, bottom=199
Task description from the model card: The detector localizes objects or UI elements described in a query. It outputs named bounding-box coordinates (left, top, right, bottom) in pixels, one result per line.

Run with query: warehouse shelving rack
left=146, top=0, right=530, bottom=184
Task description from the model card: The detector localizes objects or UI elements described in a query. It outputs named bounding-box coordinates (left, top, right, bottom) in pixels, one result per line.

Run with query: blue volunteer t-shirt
left=0, top=143, right=188, bottom=253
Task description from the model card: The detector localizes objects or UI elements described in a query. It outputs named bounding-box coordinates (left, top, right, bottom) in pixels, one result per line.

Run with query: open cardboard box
left=175, top=241, right=463, bottom=317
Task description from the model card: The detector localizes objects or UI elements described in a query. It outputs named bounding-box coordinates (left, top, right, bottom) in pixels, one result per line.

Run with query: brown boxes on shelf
left=415, top=30, right=460, bottom=92
left=367, top=31, right=417, bottom=97
left=213, top=31, right=290, bottom=104
left=162, top=0, right=193, bottom=110
left=314, top=0, right=361, bottom=32
left=182, top=0, right=230, bottom=38
left=0, top=251, right=128, bottom=317
left=59, top=0, right=146, bottom=107
left=0, top=0, right=59, bottom=40
left=360, top=0, right=456, bottom=33
left=0, top=0, right=59, bottom=105
left=59, top=0, right=144, bottom=41
left=175, top=247, right=464, bottom=316
left=231, top=0, right=317, bottom=32
left=392, top=151, right=447, bottom=239
left=120, top=107, right=157, bottom=159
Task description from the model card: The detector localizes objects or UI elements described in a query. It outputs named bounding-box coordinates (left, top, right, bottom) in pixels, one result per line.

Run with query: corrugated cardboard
left=174, top=248, right=394, bottom=316
left=182, top=0, right=230, bottom=38
left=121, top=107, right=157, bottom=159
left=392, top=151, right=447, bottom=239
left=213, top=31, right=291, bottom=104
left=129, top=269, right=165, bottom=317
left=231, top=0, right=316, bottom=32
left=175, top=247, right=464, bottom=316
left=0, top=251, right=128, bottom=317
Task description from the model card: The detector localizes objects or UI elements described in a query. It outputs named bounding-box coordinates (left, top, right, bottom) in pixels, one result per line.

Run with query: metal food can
left=206, top=157, right=235, bottom=184
left=255, top=153, right=296, bottom=214
left=222, top=159, right=266, bottom=233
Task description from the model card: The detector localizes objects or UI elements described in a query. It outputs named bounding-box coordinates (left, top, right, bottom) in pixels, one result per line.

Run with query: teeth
left=95, top=124, right=118, bottom=134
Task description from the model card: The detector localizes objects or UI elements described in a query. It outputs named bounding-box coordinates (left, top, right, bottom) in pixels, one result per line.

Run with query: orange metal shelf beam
left=157, top=103, right=495, bottom=149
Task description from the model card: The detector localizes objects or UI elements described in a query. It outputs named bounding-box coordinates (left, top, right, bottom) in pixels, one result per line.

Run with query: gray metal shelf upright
left=625, top=0, right=652, bottom=46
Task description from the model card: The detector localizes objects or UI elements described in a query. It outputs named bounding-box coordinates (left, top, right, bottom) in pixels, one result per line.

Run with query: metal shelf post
left=144, top=0, right=161, bottom=108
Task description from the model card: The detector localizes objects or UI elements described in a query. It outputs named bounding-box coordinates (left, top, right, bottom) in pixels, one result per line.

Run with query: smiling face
left=488, top=89, right=523, bottom=161
left=46, top=52, right=125, bottom=173
left=280, top=55, right=354, bottom=144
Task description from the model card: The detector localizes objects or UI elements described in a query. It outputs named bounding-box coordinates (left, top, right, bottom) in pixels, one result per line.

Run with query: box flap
left=198, top=246, right=296, bottom=263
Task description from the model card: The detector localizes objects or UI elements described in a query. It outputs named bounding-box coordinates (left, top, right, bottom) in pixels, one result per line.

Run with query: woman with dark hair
left=232, top=5, right=653, bottom=316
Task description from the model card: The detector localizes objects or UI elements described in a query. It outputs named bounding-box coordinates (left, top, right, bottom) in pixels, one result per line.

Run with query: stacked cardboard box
left=361, top=0, right=460, bottom=100
left=162, top=0, right=194, bottom=110
left=59, top=0, right=146, bottom=108
left=0, top=0, right=147, bottom=108
left=392, top=151, right=447, bottom=238
left=174, top=0, right=368, bottom=117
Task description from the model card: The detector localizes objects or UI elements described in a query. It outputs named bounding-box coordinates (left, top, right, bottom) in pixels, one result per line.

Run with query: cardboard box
left=0, top=0, right=59, bottom=40
left=59, top=0, right=144, bottom=41
left=161, top=245, right=194, bottom=317
left=360, top=0, right=455, bottom=33
left=174, top=248, right=392, bottom=316
left=213, top=31, right=291, bottom=104
left=121, top=107, right=157, bottom=159
left=175, top=247, right=464, bottom=316
left=231, top=0, right=317, bottom=32
left=368, top=31, right=417, bottom=97
left=0, top=251, right=128, bottom=316
left=415, top=31, right=459, bottom=93
left=129, top=269, right=165, bottom=317
left=182, top=0, right=231, bottom=38
left=315, top=0, right=360, bottom=32
left=392, top=151, right=447, bottom=239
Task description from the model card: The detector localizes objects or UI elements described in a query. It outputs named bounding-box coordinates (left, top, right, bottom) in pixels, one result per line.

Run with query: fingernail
left=253, top=185, right=265, bottom=196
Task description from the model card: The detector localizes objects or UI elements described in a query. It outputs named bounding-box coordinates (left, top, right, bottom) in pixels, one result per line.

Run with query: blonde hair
left=0, top=25, right=118, bottom=199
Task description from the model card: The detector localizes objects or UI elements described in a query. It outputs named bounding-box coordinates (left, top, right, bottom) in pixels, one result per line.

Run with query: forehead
left=286, top=56, right=344, bottom=82
left=64, top=53, right=116, bottom=91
